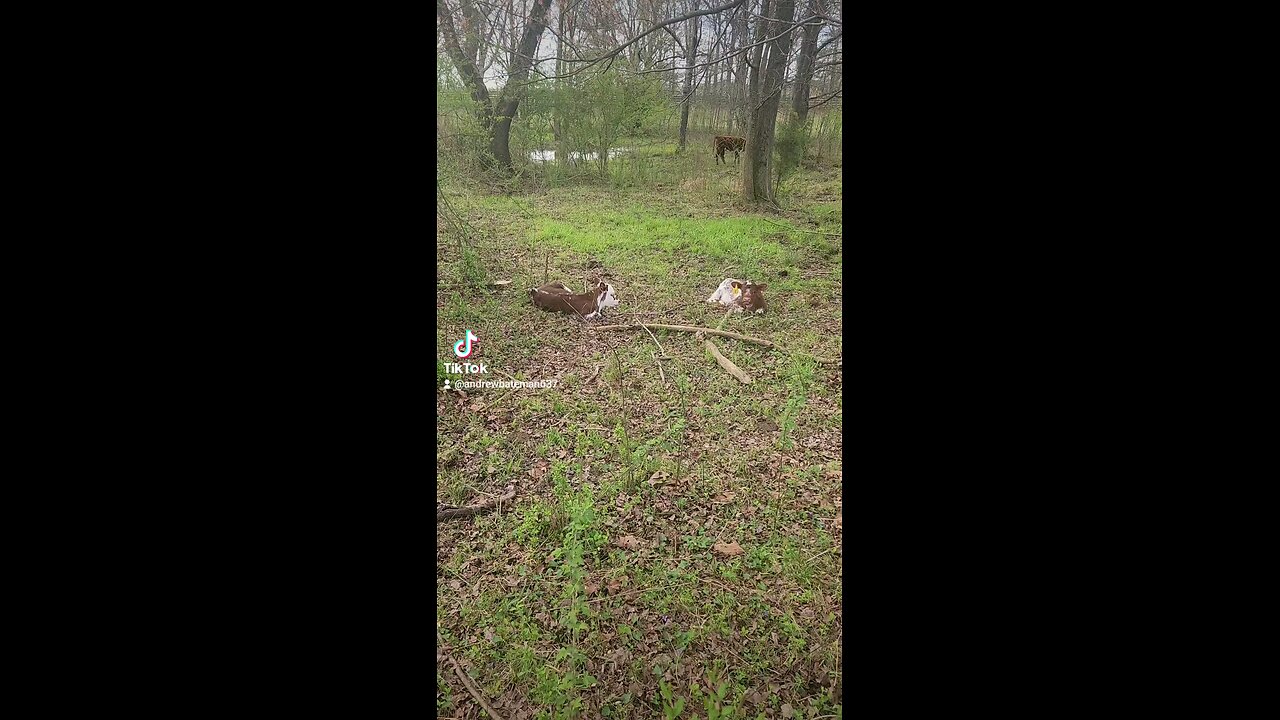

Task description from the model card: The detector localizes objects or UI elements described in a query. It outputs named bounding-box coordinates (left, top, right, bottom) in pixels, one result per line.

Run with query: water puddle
left=528, top=147, right=633, bottom=163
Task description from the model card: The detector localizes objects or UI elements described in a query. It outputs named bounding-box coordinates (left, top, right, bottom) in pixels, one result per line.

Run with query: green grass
left=437, top=150, right=842, bottom=719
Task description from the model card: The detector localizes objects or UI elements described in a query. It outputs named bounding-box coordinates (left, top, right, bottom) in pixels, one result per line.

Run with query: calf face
left=714, top=135, right=746, bottom=164
left=707, top=278, right=745, bottom=306
left=598, top=282, right=620, bottom=312
left=738, top=282, right=767, bottom=313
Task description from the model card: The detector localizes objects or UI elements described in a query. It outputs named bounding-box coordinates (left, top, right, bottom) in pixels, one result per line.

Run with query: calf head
left=738, top=282, right=767, bottom=313
left=594, top=281, right=620, bottom=313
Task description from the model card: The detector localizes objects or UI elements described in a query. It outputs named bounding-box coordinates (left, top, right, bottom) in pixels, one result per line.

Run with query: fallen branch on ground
left=589, top=323, right=775, bottom=348
left=701, top=332, right=753, bottom=384
left=638, top=325, right=672, bottom=386
left=638, top=324, right=669, bottom=357
left=437, top=486, right=517, bottom=521
left=438, top=632, right=504, bottom=720
left=652, top=351, right=667, bottom=383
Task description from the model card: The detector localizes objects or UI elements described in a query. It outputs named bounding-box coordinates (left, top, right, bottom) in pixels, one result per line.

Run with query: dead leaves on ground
left=712, top=541, right=745, bottom=557
left=615, top=535, right=646, bottom=551
left=529, top=459, right=550, bottom=481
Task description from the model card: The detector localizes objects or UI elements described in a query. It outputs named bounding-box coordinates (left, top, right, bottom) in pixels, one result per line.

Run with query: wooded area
left=436, top=3, right=843, bottom=717
left=437, top=0, right=842, bottom=204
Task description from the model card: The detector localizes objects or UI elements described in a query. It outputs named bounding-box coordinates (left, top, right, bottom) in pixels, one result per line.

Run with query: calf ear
left=597, top=281, right=608, bottom=293
left=755, top=283, right=768, bottom=291
left=731, top=281, right=741, bottom=289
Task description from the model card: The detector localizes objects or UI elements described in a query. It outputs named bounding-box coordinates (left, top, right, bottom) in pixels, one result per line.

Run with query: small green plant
left=515, top=502, right=551, bottom=546
left=554, top=483, right=599, bottom=637
left=744, top=544, right=771, bottom=571
left=458, top=245, right=487, bottom=287
left=531, top=666, right=596, bottom=720
left=659, top=680, right=686, bottom=719
left=698, top=666, right=736, bottom=720
left=437, top=671, right=453, bottom=713
left=778, top=395, right=806, bottom=450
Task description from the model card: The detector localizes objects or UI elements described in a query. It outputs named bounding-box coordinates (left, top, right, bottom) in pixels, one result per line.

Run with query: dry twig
left=438, top=632, right=504, bottom=720
left=638, top=323, right=669, bottom=357
left=437, top=486, right=517, bottom=521
left=715, top=306, right=734, bottom=332
left=652, top=351, right=667, bottom=384
left=590, top=323, right=774, bottom=348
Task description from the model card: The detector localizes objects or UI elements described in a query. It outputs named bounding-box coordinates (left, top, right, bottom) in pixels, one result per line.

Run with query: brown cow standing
left=714, top=135, right=746, bottom=164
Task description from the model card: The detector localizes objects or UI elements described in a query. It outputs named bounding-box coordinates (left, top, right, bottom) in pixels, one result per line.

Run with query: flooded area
left=528, top=147, right=632, bottom=164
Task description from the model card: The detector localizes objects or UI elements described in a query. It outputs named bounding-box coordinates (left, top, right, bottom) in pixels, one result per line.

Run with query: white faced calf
left=706, top=278, right=745, bottom=306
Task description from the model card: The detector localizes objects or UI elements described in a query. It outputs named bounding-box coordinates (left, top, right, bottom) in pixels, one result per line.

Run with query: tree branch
left=815, top=29, right=841, bottom=54
left=621, top=14, right=816, bottom=75
left=808, top=86, right=841, bottom=109
left=565, top=0, right=746, bottom=67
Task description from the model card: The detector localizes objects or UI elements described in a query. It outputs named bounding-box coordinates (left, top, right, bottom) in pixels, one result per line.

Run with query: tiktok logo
left=453, top=330, right=478, bottom=358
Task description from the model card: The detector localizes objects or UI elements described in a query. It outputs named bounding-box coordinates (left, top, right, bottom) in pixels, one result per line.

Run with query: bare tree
left=437, top=0, right=838, bottom=198
left=744, top=0, right=770, bottom=129
left=732, top=2, right=749, bottom=133
left=677, top=0, right=701, bottom=151
left=438, top=0, right=556, bottom=172
left=741, top=0, right=795, bottom=204
left=791, top=0, right=824, bottom=124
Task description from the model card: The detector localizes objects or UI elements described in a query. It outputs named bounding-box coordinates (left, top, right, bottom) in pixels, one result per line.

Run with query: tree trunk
left=490, top=98, right=518, bottom=169
left=675, top=3, right=706, bottom=151
left=741, top=0, right=795, bottom=204
left=554, top=1, right=566, bottom=166
left=678, top=2, right=700, bottom=152
left=792, top=0, right=823, bottom=125
left=437, top=0, right=554, bottom=173
left=733, top=1, right=749, bottom=133
left=744, top=0, right=771, bottom=135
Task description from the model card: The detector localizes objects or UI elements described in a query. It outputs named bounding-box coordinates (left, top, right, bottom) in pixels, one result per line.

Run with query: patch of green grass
left=436, top=155, right=842, bottom=720
left=535, top=210, right=794, bottom=283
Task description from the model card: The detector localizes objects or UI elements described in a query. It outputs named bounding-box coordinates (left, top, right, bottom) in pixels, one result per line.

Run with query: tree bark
left=792, top=0, right=823, bottom=124
left=488, top=0, right=554, bottom=171
left=733, top=2, right=749, bottom=133
left=553, top=1, right=566, bottom=165
left=677, top=1, right=700, bottom=151
left=741, top=0, right=795, bottom=204
left=744, top=0, right=770, bottom=131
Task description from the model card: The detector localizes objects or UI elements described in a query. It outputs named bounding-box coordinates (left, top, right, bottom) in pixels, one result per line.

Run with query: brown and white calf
left=707, top=277, right=768, bottom=313
left=530, top=282, right=620, bottom=319
left=714, top=135, right=746, bottom=164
